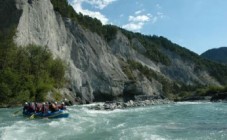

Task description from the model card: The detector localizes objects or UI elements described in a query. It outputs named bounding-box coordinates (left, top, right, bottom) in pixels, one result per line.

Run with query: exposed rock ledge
left=88, top=99, right=173, bottom=110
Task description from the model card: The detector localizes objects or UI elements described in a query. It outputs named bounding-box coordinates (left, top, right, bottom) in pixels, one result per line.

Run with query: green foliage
left=52, top=90, right=63, bottom=101
left=102, top=25, right=118, bottom=42
left=50, top=0, right=118, bottom=41
left=195, top=86, right=227, bottom=96
left=0, top=44, right=66, bottom=104
left=0, top=28, right=66, bottom=104
left=120, top=29, right=171, bottom=65
left=49, top=57, right=66, bottom=88
left=123, top=60, right=176, bottom=96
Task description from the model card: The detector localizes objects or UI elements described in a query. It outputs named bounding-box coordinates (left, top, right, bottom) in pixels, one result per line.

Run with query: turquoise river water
left=0, top=102, right=227, bottom=140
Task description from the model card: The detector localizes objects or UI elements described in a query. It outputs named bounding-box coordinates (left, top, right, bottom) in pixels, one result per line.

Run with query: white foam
left=81, top=102, right=104, bottom=107
left=119, top=126, right=167, bottom=140
left=176, top=101, right=211, bottom=105
left=113, top=123, right=125, bottom=129
left=48, top=120, right=61, bottom=127
left=1, top=121, right=43, bottom=140
left=83, top=108, right=125, bottom=115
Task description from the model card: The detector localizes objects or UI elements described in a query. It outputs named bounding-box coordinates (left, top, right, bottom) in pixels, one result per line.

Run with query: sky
left=68, top=0, right=227, bottom=54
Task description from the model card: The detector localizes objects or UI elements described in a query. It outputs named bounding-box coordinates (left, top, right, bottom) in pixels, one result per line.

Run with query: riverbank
left=0, top=103, right=22, bottom=108
left=176, top=92, right=227, bottom=102
left=88, top=99, right=173, bottom=110
left=2, top=92, right=227, bottom=109
left=0, top=98, right=173, bottom=109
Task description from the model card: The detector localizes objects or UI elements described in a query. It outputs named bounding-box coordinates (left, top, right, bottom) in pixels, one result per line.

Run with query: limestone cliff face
left=14, top=0, right=128, bottom=103
left=11, top=0, right=220, bottom=102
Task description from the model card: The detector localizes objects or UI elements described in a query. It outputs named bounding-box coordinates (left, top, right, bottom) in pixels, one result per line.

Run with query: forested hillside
left=201, top=47, right=227, bottom=64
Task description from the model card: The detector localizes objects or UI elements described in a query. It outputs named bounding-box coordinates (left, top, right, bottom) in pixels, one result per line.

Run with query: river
left=0, top=102, right=227, bottom=140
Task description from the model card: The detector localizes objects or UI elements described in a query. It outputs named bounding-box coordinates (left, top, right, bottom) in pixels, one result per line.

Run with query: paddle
left=30, top=114, right=35, bottom=119
left=13, top=108, right=22, bottom=116
left=13, top=109, right=21, bottom=115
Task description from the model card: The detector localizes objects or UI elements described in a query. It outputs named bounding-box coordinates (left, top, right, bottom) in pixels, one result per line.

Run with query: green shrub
left=0, top=44, right=66, bottom=104
left=50, top=0, right=118, bottom=41
left=52, top=91, right=63, bottom=101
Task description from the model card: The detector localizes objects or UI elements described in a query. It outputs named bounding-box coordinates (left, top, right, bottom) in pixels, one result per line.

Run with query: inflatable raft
left=23, top=110, right=69, bottom=119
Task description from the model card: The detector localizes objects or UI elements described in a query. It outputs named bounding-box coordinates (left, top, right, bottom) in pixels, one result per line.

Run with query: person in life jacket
left=49, top=102, right=58, bottom=112
left=58, top=102, right=66, bottom=110
left=41, top=102, right=47, bottom=114
left=23, top=102, right=29, bottom=112
left=35, top=102, right=42, bottom=113
left=27, top=102, right=35, bottom=112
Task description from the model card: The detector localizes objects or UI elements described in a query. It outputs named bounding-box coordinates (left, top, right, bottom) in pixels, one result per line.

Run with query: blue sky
left=68, top=0, right=227, bottom=54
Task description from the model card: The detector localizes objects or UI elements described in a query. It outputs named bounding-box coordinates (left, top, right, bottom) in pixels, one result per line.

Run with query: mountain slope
left=201, top=47, right=227, bottom=64
left=1, top=0, right=227, bottom=103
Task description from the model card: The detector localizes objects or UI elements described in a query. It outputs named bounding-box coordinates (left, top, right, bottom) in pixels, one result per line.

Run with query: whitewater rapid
left=0, top=102, right=227, bottom=140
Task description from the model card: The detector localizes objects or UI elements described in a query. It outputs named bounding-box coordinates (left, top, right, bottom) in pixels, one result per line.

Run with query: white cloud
left=70, top=0, right=117, bottom=24
left=129, top=15, right=150, bottom=22
left=122, top=14, right=153, bottom=31
left=85, top=0, right=117, bottom=9
left=122, top=22, right=144, bottom=31
left=135, top=9, right=145, bottom=15
left=122, top=11, right=164, bottom=31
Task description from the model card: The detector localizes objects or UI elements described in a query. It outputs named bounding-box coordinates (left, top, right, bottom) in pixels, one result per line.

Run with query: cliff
left=1, top=0, right=227, bottom=103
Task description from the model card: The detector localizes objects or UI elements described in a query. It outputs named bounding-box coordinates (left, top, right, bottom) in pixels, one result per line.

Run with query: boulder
left=210, top=92, right=227, bottom=102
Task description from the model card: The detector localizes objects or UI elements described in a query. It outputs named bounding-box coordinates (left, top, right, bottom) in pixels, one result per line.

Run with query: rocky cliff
left=2, top=0, right=226, bottom=103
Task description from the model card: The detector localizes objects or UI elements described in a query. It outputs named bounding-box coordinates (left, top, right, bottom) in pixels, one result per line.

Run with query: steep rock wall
left=14, top=0, right=129, bottom=103
left=11, top=0, right=221, bottom=103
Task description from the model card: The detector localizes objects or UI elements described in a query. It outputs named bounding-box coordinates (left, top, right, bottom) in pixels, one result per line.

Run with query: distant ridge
left=201, top=47, right=227, bottom=64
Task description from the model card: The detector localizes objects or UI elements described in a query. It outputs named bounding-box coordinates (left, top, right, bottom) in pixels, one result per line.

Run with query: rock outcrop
left=210, top=92, right=227, bottom=102
left=88, top=98, right=173, bottom=110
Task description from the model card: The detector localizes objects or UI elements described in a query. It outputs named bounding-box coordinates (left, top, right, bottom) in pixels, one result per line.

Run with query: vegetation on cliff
left=127, top=60, right=176, bottom=94
left=50, top=0, right=118, bottom=42
left=0, top=29, right=66, bottom=106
